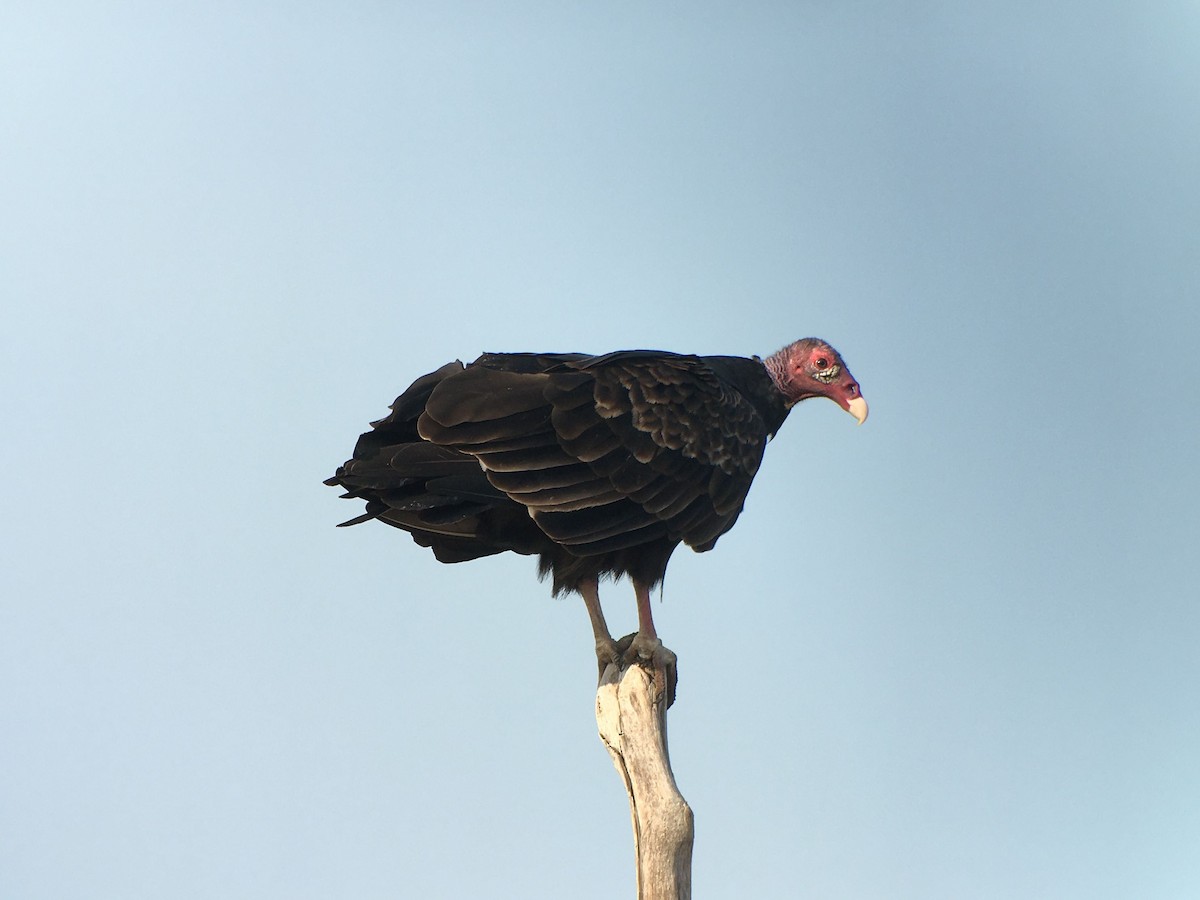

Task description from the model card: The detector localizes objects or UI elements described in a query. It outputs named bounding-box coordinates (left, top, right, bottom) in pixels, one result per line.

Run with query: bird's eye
left=815, top=357, right=829, bottom=369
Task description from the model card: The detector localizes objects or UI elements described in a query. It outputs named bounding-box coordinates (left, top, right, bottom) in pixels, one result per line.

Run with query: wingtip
left=336, top=512, right=378, bottom=527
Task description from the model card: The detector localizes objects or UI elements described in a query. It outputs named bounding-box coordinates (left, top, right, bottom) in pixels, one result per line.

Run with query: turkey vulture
left=325, top=338, right=866, bottom=681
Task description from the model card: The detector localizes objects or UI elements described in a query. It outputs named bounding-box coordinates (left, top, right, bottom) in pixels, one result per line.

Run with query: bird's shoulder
left=559, top=351, right=779, bottom=476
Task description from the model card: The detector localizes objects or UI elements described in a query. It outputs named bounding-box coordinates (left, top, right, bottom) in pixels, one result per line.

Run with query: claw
left=594, top=636, right=622, bottom=680
left=615, top=631, right=678, bottom=708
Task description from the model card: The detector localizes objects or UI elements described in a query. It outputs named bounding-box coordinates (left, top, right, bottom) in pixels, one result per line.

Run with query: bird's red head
left=765, top=338, right=868, bottom=423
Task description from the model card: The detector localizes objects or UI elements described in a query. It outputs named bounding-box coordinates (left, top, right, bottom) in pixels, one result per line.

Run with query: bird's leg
left=628, top=579, right=678, bottom=706
left=629, top=579, right=661, bottom=660
left=580, top=578, right=621, bottom=679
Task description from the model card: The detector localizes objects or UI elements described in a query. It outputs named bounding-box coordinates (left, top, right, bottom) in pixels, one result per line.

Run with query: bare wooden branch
left=595, top=654, right=693, bottom=900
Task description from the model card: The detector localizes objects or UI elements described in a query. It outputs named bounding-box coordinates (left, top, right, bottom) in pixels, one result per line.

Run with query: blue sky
left=3, top=3, right=1198, bottom=898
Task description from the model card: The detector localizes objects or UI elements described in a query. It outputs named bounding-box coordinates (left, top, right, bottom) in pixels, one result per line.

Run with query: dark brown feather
left=326, top=349, right=793, bottom=595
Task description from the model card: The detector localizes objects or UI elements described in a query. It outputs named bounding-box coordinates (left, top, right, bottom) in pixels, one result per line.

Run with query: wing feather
left=423, top=367, right=551, bottom=425
left=534, top=501, right=659, bottom=544
left=395, top=351, right=771, bottom=565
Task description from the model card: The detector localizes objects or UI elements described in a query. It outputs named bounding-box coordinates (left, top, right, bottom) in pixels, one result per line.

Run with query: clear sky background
left=3, top=3, right=1198, bottom=898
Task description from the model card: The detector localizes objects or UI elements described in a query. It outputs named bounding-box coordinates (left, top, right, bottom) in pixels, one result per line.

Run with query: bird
left=325, top=338, right=866, bottom=691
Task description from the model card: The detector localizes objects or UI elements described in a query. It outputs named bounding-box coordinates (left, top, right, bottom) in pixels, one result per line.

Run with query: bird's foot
left=594, top=636, right=622, bottom=681
left=609, top=631, right=678, bottom=708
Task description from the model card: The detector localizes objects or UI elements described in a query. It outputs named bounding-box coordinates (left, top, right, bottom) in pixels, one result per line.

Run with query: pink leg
left=580, top=578, right=620, bottom=673
left=633, top=579, right=658, bottom=645
left=630, top=578, right=677, bottom=706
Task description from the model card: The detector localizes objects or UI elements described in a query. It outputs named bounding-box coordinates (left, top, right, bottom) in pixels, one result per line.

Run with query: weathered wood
left=595, top=654, right=693, bottom=900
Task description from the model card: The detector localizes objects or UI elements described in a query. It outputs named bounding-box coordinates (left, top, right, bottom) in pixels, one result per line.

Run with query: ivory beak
left=847, top=395, right=869, bottom=425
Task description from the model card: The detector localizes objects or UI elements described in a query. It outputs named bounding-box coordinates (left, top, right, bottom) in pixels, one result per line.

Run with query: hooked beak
left=847, top=395, right=868, bottom=425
